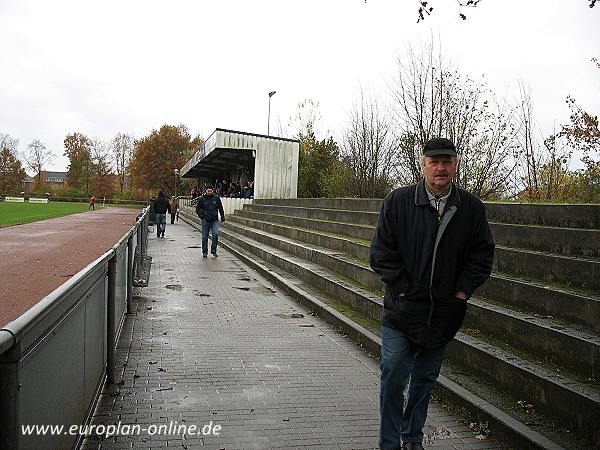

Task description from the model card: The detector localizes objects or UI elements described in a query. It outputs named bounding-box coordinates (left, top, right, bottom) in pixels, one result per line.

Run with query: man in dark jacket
left=370, top=138, right=495, bottom=450
left=153, top=191, right=171, bottom=238
left=195, top=186, right=225, bottom=257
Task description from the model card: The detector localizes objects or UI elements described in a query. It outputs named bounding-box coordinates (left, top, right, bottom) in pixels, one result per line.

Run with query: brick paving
left=82, top=221, right=505, bottom=450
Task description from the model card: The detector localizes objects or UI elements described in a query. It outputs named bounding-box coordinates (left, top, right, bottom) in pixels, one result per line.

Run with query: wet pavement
left=81, top=220, right=505, bottom=449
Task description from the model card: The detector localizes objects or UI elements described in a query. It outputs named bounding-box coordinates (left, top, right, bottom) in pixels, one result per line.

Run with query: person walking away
left=169, top=195, right=180, bottom=224
left=153, top=191, right=171, bottom=238
left=195, top=186, right=225, bottom=257
left=89, top=195, right=95, bottom=210
left=370, top=137, right=495, bottom=450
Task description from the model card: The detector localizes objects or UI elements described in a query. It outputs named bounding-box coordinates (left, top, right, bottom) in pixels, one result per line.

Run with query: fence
left=0, top=208, right=149, bottom=450
left=0, top=194, right=149, bottom=207
left=179, top=196, right=253, bottom=216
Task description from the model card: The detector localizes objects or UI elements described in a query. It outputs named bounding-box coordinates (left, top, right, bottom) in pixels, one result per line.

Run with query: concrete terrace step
left=253, top=197, right=383, bottom=212
left=479, top=274, right=600, bottom=334
left=233, top=209, right=375, bottom=241
left=224, top=220, right=381, bottom=291
left=446, top=333, right=600, bottom=446
left=494, top=245, right=600, bottom=292
left=464, top=298, right=600, bottom=379
left=253, top=198, right=600, bottom=229
left=229, top=213, right=371, bottom=261
left=244, top=203, right=380, bottom=227
left=490, top=222, right=600, bottom=258
left=485, top=202, right=600, bottom=229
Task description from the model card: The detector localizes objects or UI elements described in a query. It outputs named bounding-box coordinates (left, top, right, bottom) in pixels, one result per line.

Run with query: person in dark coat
left=195, top=186, right=225, bottom=257
left=153, top=191, right=171, bottom=238
left=370, top=137, right=495, bottom=450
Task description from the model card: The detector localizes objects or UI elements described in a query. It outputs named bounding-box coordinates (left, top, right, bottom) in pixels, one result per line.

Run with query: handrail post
left=106, top=255, right=117, bottom=383
left=127, top=234, right=134, bottom=314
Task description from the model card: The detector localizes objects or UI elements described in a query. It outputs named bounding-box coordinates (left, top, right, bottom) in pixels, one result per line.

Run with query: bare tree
left=0, top=133, right=19, bottom=155
left=25, top=140, right=54, bottom=190
left=342, top=90, right=397, bottom=198
left=388, top=40, right=517, bottom=198
left=111, top=132, right=134, bottom=191
left=90, top=138, right=114, bottom=198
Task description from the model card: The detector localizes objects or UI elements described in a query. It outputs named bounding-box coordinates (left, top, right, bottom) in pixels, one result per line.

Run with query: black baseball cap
left=423, top=138, right=457, bottom=157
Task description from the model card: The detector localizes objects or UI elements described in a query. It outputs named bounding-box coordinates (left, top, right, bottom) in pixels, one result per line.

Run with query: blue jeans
left=379, top=325, right=446, bottom=449
left=201, top=219, right=220, bottom=254
left=155, top=213, right=167, bottom=236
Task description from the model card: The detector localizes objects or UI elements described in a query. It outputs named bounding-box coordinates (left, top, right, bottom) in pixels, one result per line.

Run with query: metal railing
left=0, top=208, right=149, bottom=450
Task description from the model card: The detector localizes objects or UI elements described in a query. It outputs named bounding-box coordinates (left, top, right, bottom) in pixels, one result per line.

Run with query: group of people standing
left=212, top=177, right=254, bottom=199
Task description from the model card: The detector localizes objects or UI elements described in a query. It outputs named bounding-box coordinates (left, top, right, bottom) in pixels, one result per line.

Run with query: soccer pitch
left=0, top=202, right=95, bottom=227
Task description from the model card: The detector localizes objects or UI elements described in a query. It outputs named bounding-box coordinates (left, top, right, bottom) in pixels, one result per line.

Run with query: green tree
left=298, top=129, right=349, bottom=198
left=0, top=147, right=26, bottom=193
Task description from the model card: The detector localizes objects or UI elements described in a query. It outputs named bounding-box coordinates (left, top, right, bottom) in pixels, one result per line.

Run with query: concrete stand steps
left=253, top=198, right=600, bottom=229
left=181, top=212, right=566, bottom=450
left=227, top=214, right=600, bottom=333
left=494, top=246, right=600, bottom=292
left=180, top=198, right=600, bottom=448
left=212, top=216, right=600, bottom=446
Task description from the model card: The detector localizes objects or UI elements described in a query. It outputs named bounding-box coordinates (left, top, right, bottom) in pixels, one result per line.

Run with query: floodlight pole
left=268, top=91, right=276, bottom=135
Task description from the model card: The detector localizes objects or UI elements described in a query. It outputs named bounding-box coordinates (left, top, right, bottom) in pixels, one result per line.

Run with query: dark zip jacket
left=154, top=196, right=171, bottom=214
left=370, top=180, right=495, bottom=348
left=195, top=194, right=225, bottom=223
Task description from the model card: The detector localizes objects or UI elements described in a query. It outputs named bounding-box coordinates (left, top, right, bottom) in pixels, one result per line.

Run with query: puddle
left=165, top=284, right=183, bottom=291
left=192, top=290, right=211, bottom=297
left=234, top=285, right=276, bottom=296
left=250, top=285, right=275, bottom=296
left=274, top=313, right=305, bottom=319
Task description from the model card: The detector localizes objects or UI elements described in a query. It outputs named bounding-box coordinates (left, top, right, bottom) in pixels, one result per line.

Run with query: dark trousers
left=379, top=325, right=446, bottom=449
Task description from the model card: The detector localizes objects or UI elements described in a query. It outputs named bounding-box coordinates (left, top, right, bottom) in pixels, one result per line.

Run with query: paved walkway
left=82, top=221, right=504, bottom=450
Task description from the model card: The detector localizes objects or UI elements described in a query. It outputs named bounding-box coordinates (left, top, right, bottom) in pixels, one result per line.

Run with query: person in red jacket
left=89, top=195, right=95, bottom=210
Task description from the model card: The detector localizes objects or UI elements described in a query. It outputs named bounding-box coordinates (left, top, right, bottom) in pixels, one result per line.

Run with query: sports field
left=0, top=201, right=95, bottom=227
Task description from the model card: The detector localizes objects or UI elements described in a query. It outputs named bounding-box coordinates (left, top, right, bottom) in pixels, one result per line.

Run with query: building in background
left=22, top=171, right=67, bottom=194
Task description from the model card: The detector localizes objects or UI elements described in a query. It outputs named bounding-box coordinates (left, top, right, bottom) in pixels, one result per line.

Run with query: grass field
left=0, top=202, right=95, bottom=227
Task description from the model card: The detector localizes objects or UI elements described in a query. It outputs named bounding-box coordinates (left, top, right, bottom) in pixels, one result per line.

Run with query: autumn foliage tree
left=0, top=147, right=26, bottom=194
left=130, top=124, right=201, bottom=195
left=90, top=138, right=115, bottom=198
left=64, top=133, right=93, bottom=192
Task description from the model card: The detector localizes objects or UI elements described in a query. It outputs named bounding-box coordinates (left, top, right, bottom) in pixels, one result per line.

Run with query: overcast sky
left=1, top=0, right=598, bottom=172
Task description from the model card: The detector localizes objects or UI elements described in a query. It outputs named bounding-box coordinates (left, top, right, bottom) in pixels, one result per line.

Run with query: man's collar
left=415, top=179, right=461, bottom=207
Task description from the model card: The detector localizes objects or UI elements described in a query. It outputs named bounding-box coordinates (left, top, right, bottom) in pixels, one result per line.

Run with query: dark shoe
left=202, top=253, right=208, bottom=257
left=402, top=443, right=424, bottom=450
left=211, top=252, right=218, bottom=257
left=161, top=233, right=164, bottom=238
